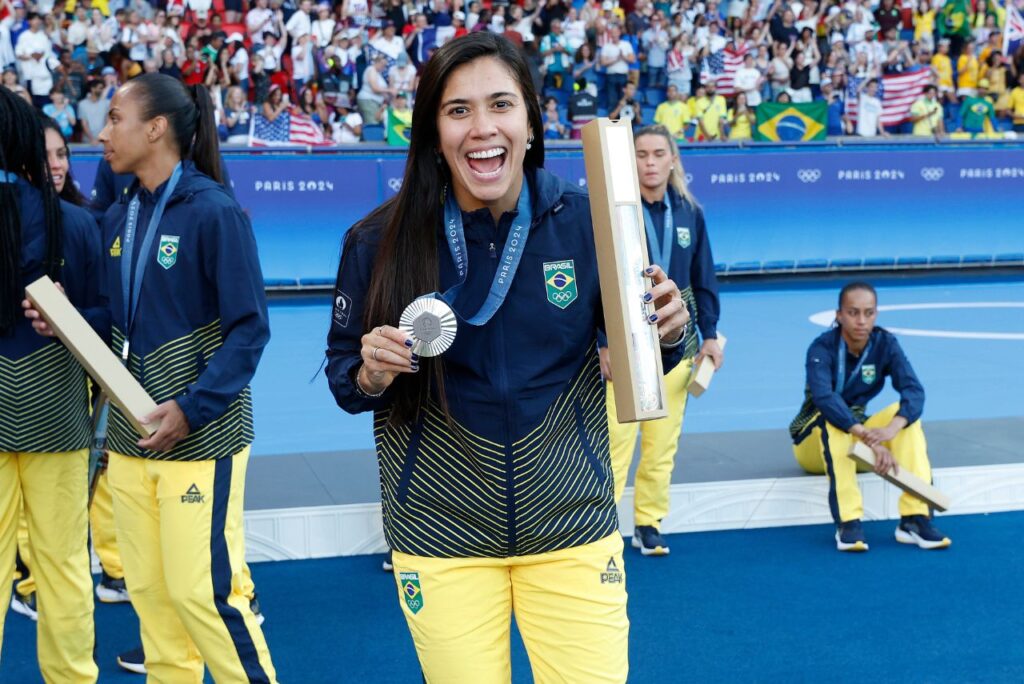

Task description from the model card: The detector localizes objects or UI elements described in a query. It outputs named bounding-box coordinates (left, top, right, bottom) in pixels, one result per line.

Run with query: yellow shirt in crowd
left=654, top=100, right=690, bottom=139
left=914, top=10, right=935, bottom=42
left=688, top=94, right=728, bottom=139
left=910, top=97, right=942, bottom=136
left=728, top=109, right=754, bottom=140
left=1010, top=87, right=1024, bottom=125
left=957, top=54, right=979, bottom=90
left=932, top=53, right=953, bottom=88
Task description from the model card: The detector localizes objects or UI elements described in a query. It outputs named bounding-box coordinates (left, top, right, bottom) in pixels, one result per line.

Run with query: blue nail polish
left=648, top=314, right=658, bottom=322
left=404, top=339, right=413, bottom=347
left=645, top=266, right=655, bottom=274
left=411, top=353, right=420, bottom=361
left=411, top=364, right=419, bottom=372
left=643, top=293, right=652, bottom=302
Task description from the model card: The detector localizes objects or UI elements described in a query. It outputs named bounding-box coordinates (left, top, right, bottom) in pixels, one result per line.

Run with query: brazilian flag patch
left=861, top=364, right=876, bottom=384
left=399, top=572, right=423, bottom=614
left=157, top=235, right=179, bottom=270
left=543, top=260, right=578, bottom=310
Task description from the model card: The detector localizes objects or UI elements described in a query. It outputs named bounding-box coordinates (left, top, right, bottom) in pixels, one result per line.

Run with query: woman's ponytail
left=189, top=84, right=223, bottom=185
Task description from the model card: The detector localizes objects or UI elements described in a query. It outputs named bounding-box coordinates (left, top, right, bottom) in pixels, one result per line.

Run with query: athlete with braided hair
left=0, top=85, right=102, bottom=683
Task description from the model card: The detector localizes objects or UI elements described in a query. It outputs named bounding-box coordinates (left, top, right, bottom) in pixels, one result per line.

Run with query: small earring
left=526, top=136, right=534, bottom=150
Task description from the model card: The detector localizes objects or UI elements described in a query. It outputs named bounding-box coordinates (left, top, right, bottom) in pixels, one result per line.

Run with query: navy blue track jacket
left=790, top=327, right=925, bottom=441
left=0, top=177, right=105, bottom=453
left=98, top=162, right=269, bottom=461
left=326, top=166, right=685, bottom=559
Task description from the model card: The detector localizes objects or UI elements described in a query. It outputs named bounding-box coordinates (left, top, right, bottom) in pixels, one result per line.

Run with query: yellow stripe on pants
left=793, top=402, right=933, bottom=522
left=392, top=533, right=629, bottom=684
left=0, top=449, right=98, bottom=683
left=107, top=448, right=277, bottom=684
left=607, top=359, right=693, bottom=529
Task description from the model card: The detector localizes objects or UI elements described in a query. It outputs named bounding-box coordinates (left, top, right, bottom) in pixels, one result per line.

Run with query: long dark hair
left=124, top=72, right=223, bottom=184
left=40, top=115, right=87, bottom=206
left=1, top=87, right=62, bottom=337
left=360, top=32, right=544, bottom=427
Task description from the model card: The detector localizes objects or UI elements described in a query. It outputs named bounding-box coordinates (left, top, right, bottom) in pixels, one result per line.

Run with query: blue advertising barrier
left=68, top=143, right=1024, bottom=286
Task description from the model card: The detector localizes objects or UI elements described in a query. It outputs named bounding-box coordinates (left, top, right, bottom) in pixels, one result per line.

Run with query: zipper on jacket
left=489, top=242, right=497, bottom=259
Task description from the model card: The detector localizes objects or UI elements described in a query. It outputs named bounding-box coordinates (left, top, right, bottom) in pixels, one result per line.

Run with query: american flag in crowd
left=249, top=110, right=328, bottom=146
left=845, top=68, right=933, bottom=127
left=702, top=46, right=750, bottom=97
left=1004, top=3, right=1024, bottom=57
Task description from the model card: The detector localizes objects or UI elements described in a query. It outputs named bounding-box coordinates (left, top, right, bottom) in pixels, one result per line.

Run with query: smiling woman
left=325, top=32, right=691, bottom=683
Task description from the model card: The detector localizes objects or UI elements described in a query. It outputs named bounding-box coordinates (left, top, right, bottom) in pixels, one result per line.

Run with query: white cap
left=227, top=32, right=244, bottom=43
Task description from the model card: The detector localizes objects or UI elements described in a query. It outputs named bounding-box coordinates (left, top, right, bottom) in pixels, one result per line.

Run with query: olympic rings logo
left=388, top=177, right=403, bottom=192
left=920, top=167, right=944, bottom=182
left=797, top=169, right=821, bottom=183
left=685, top=173, right=694, bottom=184
left=550, top=291, right=575, bottom=303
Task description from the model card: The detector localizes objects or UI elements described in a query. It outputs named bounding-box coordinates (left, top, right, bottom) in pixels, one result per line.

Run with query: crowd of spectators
left=2, top=0, right=1023, bottom=145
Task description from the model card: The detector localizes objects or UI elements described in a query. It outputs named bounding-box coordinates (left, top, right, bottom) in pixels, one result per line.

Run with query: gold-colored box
left=582, top=118, right=667, bottom=422
left=26, top=276, right=159, bottom=438
left=849, top=441, right=950, bottom=511
left=687, top=334, right=727, bottom=397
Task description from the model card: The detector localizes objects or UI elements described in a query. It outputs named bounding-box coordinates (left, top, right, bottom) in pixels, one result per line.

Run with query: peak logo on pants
left=181, top=483, right=205, bottom=504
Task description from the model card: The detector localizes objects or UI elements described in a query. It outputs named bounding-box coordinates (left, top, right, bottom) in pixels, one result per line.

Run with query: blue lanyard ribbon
left=836, top=335, right=874, bottom=394
left=120, top=163, right=183, bottom=359
left=434, top=180, right=532, bottom=326
left=642, top=194, right=674, bottom=273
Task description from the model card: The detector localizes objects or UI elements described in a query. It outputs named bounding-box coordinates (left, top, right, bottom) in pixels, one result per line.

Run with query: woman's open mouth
left=465, top=147, right=507, bottom=180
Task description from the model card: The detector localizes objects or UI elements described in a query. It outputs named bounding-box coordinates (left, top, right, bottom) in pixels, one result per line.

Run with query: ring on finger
left=372, top=347, right=381, bottom=362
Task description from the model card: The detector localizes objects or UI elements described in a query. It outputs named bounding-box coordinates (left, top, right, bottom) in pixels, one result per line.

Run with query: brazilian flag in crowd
left=386, top=108, right=412, bottom=146
left=939, top=0, right=971, bottom=38
left=754, top=102, right=827, bottom=142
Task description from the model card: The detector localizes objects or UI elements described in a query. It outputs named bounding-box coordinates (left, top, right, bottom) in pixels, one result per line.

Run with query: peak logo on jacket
left=543, top=260, right=578, bottom=309
left=109, top=236, right=122, bottom=257
left=158, top=235, right=180, bottom=270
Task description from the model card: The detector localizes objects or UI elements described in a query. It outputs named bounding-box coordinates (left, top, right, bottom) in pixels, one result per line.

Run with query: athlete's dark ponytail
left=0, top=87, right=62, bottom=337
left=128, top=73, right=223, bottom=184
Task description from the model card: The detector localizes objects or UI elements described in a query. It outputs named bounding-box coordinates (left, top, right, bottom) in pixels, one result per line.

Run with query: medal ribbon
left=642, top=193, right=674, bottom=273
left=120, top=162, right=183, bottom=360
left=836, top=335, right=874, bottom=394
left=434, top=179, right=532, bottom=326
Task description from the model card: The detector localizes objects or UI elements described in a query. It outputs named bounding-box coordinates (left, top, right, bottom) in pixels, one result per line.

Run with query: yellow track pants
left=0, top=449, right=98, bottom=683
left=392, top=533, right=629, bottom=683
left=607, top=359, right=693, bottom=529
left=108, top=448, right=276, bottom=684
left=793, top=402, right=933, bottom=523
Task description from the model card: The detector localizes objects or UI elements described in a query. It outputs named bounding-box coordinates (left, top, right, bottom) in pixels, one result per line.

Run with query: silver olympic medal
left=399, top=298, right=458, bottom=357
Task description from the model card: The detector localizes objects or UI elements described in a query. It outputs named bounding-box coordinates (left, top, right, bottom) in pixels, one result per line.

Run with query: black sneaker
left=382, top=549, right=394, bottom=572
left=10, top=591, right=37, bottom=621
left=95, top=570, right=130, bottom=603
left=895, top=515, right=951, bottom=550
left=116, top=646, right=146, bottom=675
left=631, top=525, right=670, bottom=556
left=835, top=519, right=869, bottom=552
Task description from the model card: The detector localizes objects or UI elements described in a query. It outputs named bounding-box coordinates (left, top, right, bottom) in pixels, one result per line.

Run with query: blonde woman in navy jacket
left=26, top=73, right=277, bottom=682
left=326, top=34, right=689, bottom=683
left=602, top=124, right=723, bottom=557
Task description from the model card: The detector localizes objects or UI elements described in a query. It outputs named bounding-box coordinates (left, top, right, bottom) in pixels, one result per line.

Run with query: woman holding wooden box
left=24, top=73, right=278, bottom=682
left=326, top=33, right=689, bottom=683
left=790, top=282, right=951, bottom=552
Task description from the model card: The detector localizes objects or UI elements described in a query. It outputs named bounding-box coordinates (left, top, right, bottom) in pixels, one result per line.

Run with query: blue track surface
left=4, top=511, right=1023, bottom=682
left=251, top=274, right=1024, bottom=456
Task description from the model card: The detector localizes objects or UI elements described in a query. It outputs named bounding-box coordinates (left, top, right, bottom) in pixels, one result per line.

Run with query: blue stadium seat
left=641, top=106, right=658, bottom=124
left=863, top=257, right=896, bottom=268
left=929, top=255, right=961, bottom=266
left=714, top=262, right=727, bottom=273
left=264, top=278, right=299, bottom=288
left=829, top=258, right=864, bottom=269
left=961, top=254, right=994, bottom=265
left=728, top=261, right=763, bottom=273
left=763, top=260, right=795, bottom=272
left=362, top=124, right=385, bottom=142
left=545, top=88, right=570, bottom=107
left=995, top=253, right=1024, bottom=264
left=644, top=88, right=666, bottom=106
left=795, top=259, right=829, bottom=270
left=298, top=277, right=336, bottom=287
left=895, top=256, right=929, bottom=267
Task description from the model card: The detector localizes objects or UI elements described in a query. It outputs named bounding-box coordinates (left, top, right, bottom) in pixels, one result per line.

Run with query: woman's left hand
left=644, top=264, right=690, bottom=344
left=137, top=400, right=191, bottom=452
